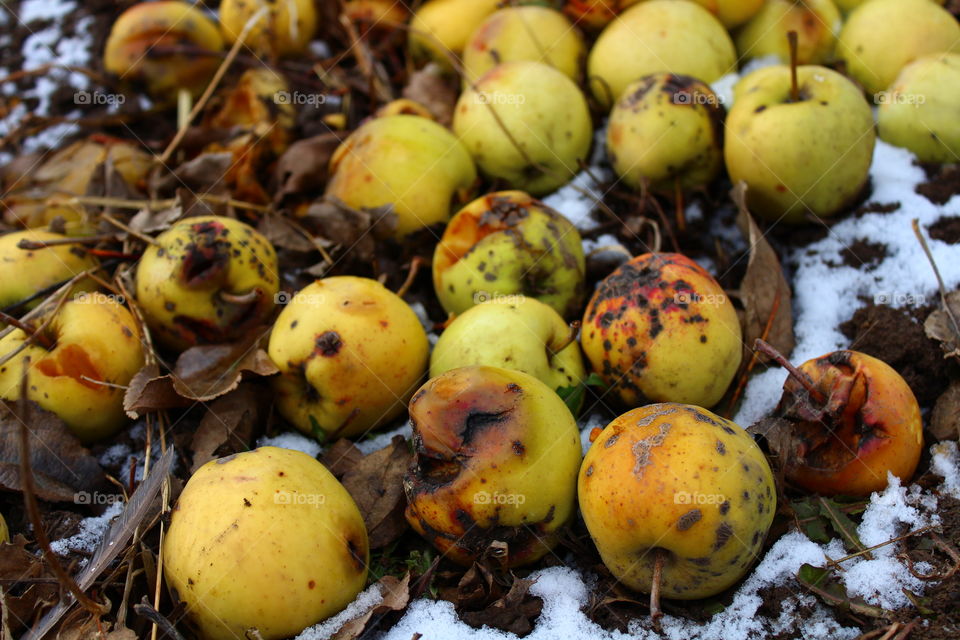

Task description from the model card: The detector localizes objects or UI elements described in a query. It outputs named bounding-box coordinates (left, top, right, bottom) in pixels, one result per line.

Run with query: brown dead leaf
left=171, top=339, right=278, bottom=402
left=0, top=402, right=106, bottom=502
left=331, top=573, right=411, bottom=640
left=257, top=212, right=317, bottom=253
left=273, top=132, right=341, bottom=205
left=402, top=63, right=458, bottom=126
left=340, top=436, right=412, bottom=548
left=128, top=203, right=182, bottom=235
left=123, top=364, right=191, bottom=418
left=150, top=152, right=233, bottom=197
left=322, top=439, right=365, bottom=478
left=190, top=384, right=268, bottom=472
left=460, top=576, right=543, bottom=636
left=301, top=197, right=397, bottom=261
left=0, top=535, right=58, bottom=635
left=925, top=290, right=960, bottom=361
left=733, top=181, right=795, bottom=362
left=930, top=380, right=960, bottom=442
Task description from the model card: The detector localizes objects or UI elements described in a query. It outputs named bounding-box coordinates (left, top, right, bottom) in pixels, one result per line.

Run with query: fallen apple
left=581, top=252, right=742, bottom=408
left=764, top=345, right=923, bottom=497
left=587, top=0, right=736, bottom=108
left=0, top=294, right=145, bottom=443
left=735, top=0, right=841, bottom=66
left=104, top=1, right=224, bottom=98
left=404, top=366, right=581, bottom=567
left=432, top=190, right=586, bottom=319
left=164, top=447, right=369, bottom=640
left=724, top=64, right=875, bottom=222
left=268, top=276, right=429, bottom=440
left=0, top=230, right=100, bottom=312
left=453, top=61, right=592, bottom=195
left=135, top=216, right=279, bottom=352
left=836, top=0, right=960, bottom=95
left=430, top=296, right=586, bottom=395
left=325, top=114, right=477, bottom=238
left=561, top=0, right=641, bottom=31
left=606, top=73, right=724, bottom=191
left=878, top=53, right=960, bottom=163
left=220, top=0, right=318, bottom=58
left=409, top=0, right=501, bottom=71
left=462, top=5, right=585, bottom=84
left=579, top=403, right=776, bottom=600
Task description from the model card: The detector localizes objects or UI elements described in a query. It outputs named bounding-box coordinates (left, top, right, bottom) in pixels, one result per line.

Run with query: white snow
left=257, top=432, right=324, bottom=459
left=931, top=441, right=960, bottom=498
left=49, top=501, right=123, bottom=566
left=295, top=582, right=386, bottom=640
left=0, top=0, right=92, bottom=164
left=355, top=420, right=414, bottom=455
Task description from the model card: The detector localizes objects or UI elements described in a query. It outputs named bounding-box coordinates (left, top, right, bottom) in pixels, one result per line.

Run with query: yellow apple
left=409, top=0, right=501, bottom=71
left=268, top=276, right=429, bottom=440
left=220, top=0, right=318, bottom=58
left=325, top=114, right=477, bottom=238
left=0, top=294, right=145, bottom=443
left=0, top=230, right=99, bottom=312
left=164, top=447, right=368, bottom=640
left=735, top=0, right=842, bottom=65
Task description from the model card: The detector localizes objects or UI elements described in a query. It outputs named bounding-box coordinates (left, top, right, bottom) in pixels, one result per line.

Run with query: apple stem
left=674, top=177, right=686, bottom=233
left=754, top=339, right=826, bottom=405
left=218, top=289, right=263, bottom=305
left=550, top=321, right=581, bottom=356
left=396, top=256, right=424, bottom=299
left=650, top=548, right=667, bottom=629
left=0, top=311, right=54, bottom=349
left=787, top=31, right=800, bottom=103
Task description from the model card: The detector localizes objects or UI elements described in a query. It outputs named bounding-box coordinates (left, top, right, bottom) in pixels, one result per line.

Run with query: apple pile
left=1, top=0, right=954, bottom=637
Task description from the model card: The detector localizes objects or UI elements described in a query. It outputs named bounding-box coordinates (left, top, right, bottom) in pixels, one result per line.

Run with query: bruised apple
left=404, top=366, right=581, bottom=566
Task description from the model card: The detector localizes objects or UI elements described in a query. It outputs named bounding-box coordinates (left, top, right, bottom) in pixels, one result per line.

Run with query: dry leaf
left=190, top=384, right=268, bottom=472
left=340, top=436, right=412, bottom=549
left=124, top=364, right=192, bottom=418
left=0, top=535, right=59, bottom=635
left=402, top=63, right=458, bottom=126
left=930, top=380, right=960, bottom=442
left=257, top=212, right=317, bottom=253
left=460, top=576, right=543, bottom=636
left=273, top=132, right=341, bottom=205
left=0, top=401, right=106, bottom=502
left=924, top=290, right=960, bottom=361
left=322, top=439, right=365, bottom=478
left=302, top=197, right=397, bottom=261
left=733, top=181, right=795, bottom=361
left=171, top=340, right=278, bottom=402
left=331, top=573, right=411, bottom=640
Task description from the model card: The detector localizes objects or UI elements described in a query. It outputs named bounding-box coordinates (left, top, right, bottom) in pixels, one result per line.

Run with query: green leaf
left=902, top=589, right=935, bottom=615
left=308, top=415, right=327, bottom=444
left=556, top=373, right=608, bottom=416
left=818, top=497, right=870, bottom=557
left=796, top=564, right=890, bottom=618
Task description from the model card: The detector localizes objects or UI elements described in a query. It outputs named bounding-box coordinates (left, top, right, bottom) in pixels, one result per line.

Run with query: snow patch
left=49, top=501, right=123, bottom=566
left=257, top=432, right=324, bottom=459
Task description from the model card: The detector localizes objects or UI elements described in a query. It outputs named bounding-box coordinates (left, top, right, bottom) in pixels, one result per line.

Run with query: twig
left=754, top=338, right=826, bottom=405
left=157, top=6, right=270, bottom=166
left=0, top=311, right=53, bottom=349
left=15, top=374, right=105, bottom=616
left=912, top=218, right=960, bottom=341
left=134, top=597, right=187, bottom=640
left=832, top=525, right=937, bottom=565
left=395, top=256, right=424, bottom=298
left=17, top=234, right=117, bottom=250
left=726, top=291, right=782, bottom=417
left=101, top=212, right=161, bottom=247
